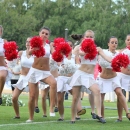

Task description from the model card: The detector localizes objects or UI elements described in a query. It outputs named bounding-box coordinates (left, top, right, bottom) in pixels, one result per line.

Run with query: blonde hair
left=84, top=30, right=95, bottom=38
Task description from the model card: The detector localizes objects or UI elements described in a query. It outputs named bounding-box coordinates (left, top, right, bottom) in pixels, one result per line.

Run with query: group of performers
left=0, top=24, right=130, bottom=124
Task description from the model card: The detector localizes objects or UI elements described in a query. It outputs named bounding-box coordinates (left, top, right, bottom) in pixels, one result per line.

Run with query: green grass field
left=0, top=94, right=130, bottom=130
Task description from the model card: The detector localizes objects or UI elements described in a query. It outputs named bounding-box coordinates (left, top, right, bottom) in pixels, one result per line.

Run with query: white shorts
left=57, top=76, right=72, bottom=93
left=0, top=66, right=12, bottom=83
left=26, top=67, right=51, bottom=83
left=39, top=78, right=57, bottom=90
left=12, top=75, right=29, bottom=92
left=98, top=76, right=121, bottom=93
left=69, top=70, right=97, bottom=94
left=117, top=72, right=130, bottom=91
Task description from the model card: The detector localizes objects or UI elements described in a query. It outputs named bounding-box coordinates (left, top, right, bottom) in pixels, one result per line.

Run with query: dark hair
left=108, top=36, right=117, bottom=42
left=39, top=26, right=51, bottom=35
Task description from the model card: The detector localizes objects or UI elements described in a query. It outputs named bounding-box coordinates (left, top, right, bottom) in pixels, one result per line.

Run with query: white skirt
left=39, top=78, right=57, bottom=90
left=69, top=70, right=97, bottom=94
left=98, top=76, right=121, bottom=93
left=26, top=67, right=51, bottom=83
left=0, top=66, right=12, bottom=82
left=117, top=72, right=130, bottom=91
left=12, top=75, right=29, bottom=92
left=57, top=76, right=72, bottom=93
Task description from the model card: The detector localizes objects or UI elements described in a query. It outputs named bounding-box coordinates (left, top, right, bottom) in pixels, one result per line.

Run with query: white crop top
left=98, top=49, right=118, bottom=69
left=49, top=55, right=59, bottom=71
left=80, top=55, right=98, bottom=65
left=21, top=51, right=34, bottom=68
left=43, top=43, right=50, bottom=58
left=0, top=38, right=5, bottom=56
left=63, top=54, right=75, bottom=64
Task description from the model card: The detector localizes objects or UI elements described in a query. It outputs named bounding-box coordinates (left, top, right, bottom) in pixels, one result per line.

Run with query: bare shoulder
left=3, top=39, right=7, bottom=42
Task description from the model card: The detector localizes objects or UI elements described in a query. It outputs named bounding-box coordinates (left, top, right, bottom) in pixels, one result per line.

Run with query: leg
left=41, top=87, right=49, bottom=116
left=71, top=86, right=81, bottom=122
left=116, top=96, right=123, bottom=121
left=34, top=87, right=40, bottom=113
left=57, top=92, right=65, bottom=120
left=0, top=70, right=7, bottom=98
left=115, top=87, right=130, bottom=119
left=12, top=87, right=22, bottom=118
left=27, top=82, right=38, bottom=121
left=101, top=93, right=105, bottom=118
left=89, top=84, right=106, bottom=123
left=89, top=93, right=97, bottom=119
left=42, top=75, right=57, bottom=114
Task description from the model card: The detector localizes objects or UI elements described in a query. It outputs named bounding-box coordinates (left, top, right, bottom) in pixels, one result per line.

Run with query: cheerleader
left=57, top=40, right=86, bottom=121
left=98, top=36, right=130, bottom=121
left=39, top=42, right=59, bottom=117
left=12, top=37, right=40, bottom=119
left=26, top=27, right=57, bottom=123
left=69, top=31, right=112, bottom=123
left=116, top=34, right=130, bottom=121
left=0, top=25, right=9, bottom=105
left=72, top=31, right=97, bottom=119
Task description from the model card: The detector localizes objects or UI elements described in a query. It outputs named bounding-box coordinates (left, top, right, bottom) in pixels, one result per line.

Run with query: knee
left=93, top=88, right=100, bottom=96
left=12, top=96, right=18, bottom=103
left=115, top=88, right=122, bottom=96
left=41, top=95, right=46, bottom=102
left=29, top=95, right=35, bottom=102
left=50, top=80, right=57, bottom=89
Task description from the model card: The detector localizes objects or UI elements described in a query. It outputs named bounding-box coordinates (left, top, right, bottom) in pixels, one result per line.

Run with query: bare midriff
left=0, top=56, right=7, bottom=67
left=32, top=57, right=50, bottom=71
left=79, top=64, right=95, bottom=74
left=100, top=68, right=117, bottom=79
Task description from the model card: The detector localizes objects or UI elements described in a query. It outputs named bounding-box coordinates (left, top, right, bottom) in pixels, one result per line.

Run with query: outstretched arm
left=97, top=47, right=112, bottom=62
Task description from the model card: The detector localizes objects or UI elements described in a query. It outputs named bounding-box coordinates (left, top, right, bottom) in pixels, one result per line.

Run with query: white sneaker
left=50, top=112, right=55, bottom=117
left=26, top=119, right=33, bottom=123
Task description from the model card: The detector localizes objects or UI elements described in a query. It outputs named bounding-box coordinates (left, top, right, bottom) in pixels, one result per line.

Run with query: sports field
left=0, top=93, right=130, bottom=130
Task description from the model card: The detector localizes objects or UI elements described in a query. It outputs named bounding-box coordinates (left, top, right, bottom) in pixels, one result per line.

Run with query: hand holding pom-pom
left=30, top=36, right=45, bottom=57
left=4, top=41, right=18, bottom=61
left=80, top=38, right=97, bottom=60
left=111, top=53, right=129, bottom=72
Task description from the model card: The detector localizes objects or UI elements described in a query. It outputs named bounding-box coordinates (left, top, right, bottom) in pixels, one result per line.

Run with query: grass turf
left=0, top=94, right=130, bottom=130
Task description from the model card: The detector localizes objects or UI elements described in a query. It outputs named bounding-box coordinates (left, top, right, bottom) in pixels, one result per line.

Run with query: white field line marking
left=0, top=116, right=126, bottom=127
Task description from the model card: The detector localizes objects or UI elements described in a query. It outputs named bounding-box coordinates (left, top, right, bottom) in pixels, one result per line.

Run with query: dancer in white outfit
left=26, top=27, right=57, bottom=122
left=12, top=37, right=39, bottom=119
left=0, top=25, right=9, bottom=105
left=57, top=41, right=85, bottom=121
left=69, top=32, right=112, bottom=124
left=116, top=34, right=130, bottom=121
left=98, top=36, right=130, bottom=121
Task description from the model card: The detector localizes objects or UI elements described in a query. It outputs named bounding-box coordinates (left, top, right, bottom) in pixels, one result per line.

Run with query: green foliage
left=1, top=94, right=25, bottom=106
left=0, top=0, right=130, bottom=48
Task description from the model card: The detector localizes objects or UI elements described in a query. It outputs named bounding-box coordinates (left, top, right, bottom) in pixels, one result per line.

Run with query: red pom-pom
left=81, top=38, right=97, bottom=60
left=53, top=37, right=65, bottom=49
left=56, top=41, right=72, bottom=57
left=33, top=47, right=45, bottom=58
left=111, top=53, right=129, bottom=72
left=30, top=36, right=45, bottom=57
left=3, top=41, right=18, bottom=61
left=97, top=64, right=102, bottom=73
left=52, top=51, right=63, bottom=62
